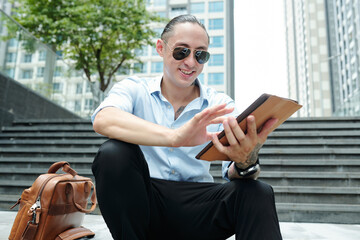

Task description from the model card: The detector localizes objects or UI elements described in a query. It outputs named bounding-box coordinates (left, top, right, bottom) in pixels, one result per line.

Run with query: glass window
left=154, top=0, right=166, bottom=7
left=154, top=28, right=163, bottom=38
left=117, top=65, right=130, bottom=75
left=170, top=6, right=187, bottom=18
left=134, top=62, right=147, bottom=74
left=197, top=73, right=204, bottom=84
left=85, top=99, right=93, bottom=110
left=56, top=50, right=62, bottom=60
left=8, top=38, right=18, bottom=47
left=86, top=82, right=92, bottom=92
left=209, top=18, right=224, bottom=30
left=74, top=100, right=81, bottom=112
left=208, top=54, right=224, bottom=66
left=53, top=82, right=63, bottom=93
left=157, top=11, right=166, bottom=18
left=23, top=53, right=32, bottom=63
left=76, top=83, right=83, bottom=94
left=54, top=66, right=63, bottom=77
left=21, top=69, right=33, bottom=79
left=135, top=46, right=148, bottom=57
left=209, top=1, right=224, bottom=12
left=5, top=68, right=15, bottom=78
left=6, top=52, right=16, bottom=63
left=37, top=67, right=45, bottom=78
left=210, top=36, right=224, bottom=48
left=208, top=73, right=224, bottom=85
left=151, top=62, right=163, bottom=73
left=38, top=51, right=46, bottom=61
left=191, top=2, right=205, bottom=13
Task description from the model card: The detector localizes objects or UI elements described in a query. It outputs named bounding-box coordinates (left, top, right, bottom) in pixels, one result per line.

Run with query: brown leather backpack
left=9, top=161, right=97, bottom=240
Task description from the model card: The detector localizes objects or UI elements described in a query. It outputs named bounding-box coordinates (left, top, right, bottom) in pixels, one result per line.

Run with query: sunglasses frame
left=162, top=41, right=210, bottom=64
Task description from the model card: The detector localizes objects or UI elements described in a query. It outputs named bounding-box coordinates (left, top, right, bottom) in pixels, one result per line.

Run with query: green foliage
left=11, top=0, right=164, bottom=92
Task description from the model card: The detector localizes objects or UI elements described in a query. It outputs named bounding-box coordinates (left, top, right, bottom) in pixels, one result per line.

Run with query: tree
left=10, top=0, right=163, bottom=108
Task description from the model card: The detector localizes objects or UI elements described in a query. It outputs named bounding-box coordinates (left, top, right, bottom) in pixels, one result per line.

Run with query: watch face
left=237, top=164, right=259, bottom=177
left=242, top=168, right=258, bottom=177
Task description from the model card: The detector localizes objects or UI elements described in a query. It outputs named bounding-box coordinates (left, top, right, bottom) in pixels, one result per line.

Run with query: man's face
left=157, top=22, right=209, bottom=89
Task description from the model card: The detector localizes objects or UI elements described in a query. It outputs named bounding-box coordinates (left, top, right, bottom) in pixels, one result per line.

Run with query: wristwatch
left=234, top=161, right=260, bottom=177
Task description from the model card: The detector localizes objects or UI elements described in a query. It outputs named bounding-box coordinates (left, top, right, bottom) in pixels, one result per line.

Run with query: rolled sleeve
left=91, top=77, right=140, bottom=123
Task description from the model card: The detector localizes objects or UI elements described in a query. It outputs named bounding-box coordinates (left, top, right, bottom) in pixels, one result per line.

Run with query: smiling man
left=91, top=14, right=282, bottom=240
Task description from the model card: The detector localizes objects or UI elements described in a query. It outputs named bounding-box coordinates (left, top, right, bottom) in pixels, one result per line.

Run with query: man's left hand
left=211, top=115, right=278, bottom=169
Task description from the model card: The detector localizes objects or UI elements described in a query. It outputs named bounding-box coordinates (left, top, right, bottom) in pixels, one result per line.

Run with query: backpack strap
left=55, top=226, right=95, bottom=240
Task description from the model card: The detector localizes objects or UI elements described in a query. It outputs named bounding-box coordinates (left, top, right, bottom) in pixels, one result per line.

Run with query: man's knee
left=231, top=179, right=275, bottom=208
left=92, top=139, right=144, bottom=178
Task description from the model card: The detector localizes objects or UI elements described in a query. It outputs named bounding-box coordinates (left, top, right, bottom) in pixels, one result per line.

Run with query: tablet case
left=195, top=93, right=302, bottom=161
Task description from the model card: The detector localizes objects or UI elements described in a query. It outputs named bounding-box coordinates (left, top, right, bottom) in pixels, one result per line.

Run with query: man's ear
left=156, top=39, right=164, bottom=57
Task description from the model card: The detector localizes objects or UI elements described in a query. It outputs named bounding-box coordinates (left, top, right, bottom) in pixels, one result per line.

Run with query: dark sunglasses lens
left=195, top=51, right=210, bottom=64
left=173, top=47, right=190, bottom=60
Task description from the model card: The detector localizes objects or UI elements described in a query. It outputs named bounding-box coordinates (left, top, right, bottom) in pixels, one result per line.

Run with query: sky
left=233, top=0, right=288, bottom=112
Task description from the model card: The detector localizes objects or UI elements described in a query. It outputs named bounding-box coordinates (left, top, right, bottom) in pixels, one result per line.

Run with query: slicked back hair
left=161, top=14, right=210, bottom=43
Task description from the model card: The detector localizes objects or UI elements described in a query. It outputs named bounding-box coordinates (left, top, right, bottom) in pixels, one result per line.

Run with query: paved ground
left=2, top=211, right=360, bottom=240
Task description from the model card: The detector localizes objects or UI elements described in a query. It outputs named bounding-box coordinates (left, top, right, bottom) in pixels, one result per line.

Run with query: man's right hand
left=171, top=103, right=234, bottom=147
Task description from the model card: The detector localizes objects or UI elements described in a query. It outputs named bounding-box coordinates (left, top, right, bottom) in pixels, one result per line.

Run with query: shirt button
left=171, top=170, right=175, bottom=174
left=169, top=148, right=173, bottom=152
left=167, top=105, right=171, bottom=109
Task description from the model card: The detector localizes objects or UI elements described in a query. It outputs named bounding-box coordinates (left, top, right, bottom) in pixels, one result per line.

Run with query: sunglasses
left=163, top=41, right=210, bottom=64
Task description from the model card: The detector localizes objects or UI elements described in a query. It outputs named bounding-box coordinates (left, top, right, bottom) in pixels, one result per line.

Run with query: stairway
left=0, top=119, right=105, bottom=214
left=211, top=117, right=360, bottom=224
left=1, top=117, right=360, bottom=223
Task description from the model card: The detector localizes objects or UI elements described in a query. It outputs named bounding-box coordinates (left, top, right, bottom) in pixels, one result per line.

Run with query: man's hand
left=171, top=103, right=234, bottom=147
left=211, top=115, right=278, bottom=169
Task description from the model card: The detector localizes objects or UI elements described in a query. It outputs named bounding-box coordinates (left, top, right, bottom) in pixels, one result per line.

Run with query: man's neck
left=161, top=79, right=200, bottom=106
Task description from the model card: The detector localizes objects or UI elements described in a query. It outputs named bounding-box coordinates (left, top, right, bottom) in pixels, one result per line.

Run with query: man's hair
left=161, top=14, right=210, bottom=43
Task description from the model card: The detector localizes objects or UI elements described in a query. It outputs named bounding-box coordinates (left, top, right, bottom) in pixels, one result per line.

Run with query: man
left=91, top=14, right=282, bottom=240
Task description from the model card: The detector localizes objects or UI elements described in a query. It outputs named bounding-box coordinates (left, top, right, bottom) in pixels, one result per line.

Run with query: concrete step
left=0, top=157, right=94, bottom=169
left=0, top=139, right=106, bottom=147
left=276, top=203, right=360, bottom=224
left=0, top=168, right=94, bottom=182
left=264, top=138, right=360, bottom=146
left=1, top=125, right=94, bottom=132
left=211, top=171, right=360, bottom=187
left=210, top=159, right=360, bottom=172
left=0, top=132, right=103, bottom=139
left=269, top=130, right=360, bottom=138
left=273, top=186, right=360, bottom=204
left=12, top=118, right=92, bottom=125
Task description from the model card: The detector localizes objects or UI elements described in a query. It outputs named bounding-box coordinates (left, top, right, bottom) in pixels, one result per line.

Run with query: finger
left=205, top=106, right=234, bottom=122
left=246, top=115, right=257, bottom=139
left=258, top=118, right=279, bottom=142
left=211, top=132, right=228, bottom=155
left=227, top=116, right=246, bottom=142
left=193, top=108, right=211, bottom=124
left=194, top=104, right=227, bottom=125
left=223, top=119, right=238, bottom=146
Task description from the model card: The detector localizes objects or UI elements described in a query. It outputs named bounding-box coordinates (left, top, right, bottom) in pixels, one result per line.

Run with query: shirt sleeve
left=91, top=77, right=140, bottom=123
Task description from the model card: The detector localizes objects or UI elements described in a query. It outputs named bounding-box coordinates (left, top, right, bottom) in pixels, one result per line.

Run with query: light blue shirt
left=91, top=76, right=239, bottom=182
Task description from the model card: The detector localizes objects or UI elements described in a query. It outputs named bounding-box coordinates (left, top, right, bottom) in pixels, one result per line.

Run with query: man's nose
left=183, top=52, right=197, bottom=67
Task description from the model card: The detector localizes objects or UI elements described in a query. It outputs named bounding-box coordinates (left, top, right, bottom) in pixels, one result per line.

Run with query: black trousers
left=92, top=139, right=282, bottom=240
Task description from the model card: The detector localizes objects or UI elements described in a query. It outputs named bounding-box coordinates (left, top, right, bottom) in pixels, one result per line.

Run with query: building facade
left=285, top=0, right=360, bottom=117
left=0, top=0, right=232, bottom=117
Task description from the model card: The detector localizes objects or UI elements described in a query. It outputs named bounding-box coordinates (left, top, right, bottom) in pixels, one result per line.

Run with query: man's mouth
left=180, top=69, right=194, bottom=75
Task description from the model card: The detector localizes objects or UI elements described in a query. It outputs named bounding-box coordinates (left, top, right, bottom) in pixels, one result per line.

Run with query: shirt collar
left=149, top=76, right=209, bottom=103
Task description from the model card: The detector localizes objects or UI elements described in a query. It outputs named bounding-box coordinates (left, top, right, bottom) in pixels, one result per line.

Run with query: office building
left=0, top=0, right=233, bottom=117
left=285, top=0, right=360, bottom=117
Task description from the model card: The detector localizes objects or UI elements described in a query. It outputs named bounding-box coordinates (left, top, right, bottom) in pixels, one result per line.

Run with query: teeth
left=181, top=69, right=192, bottom=75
